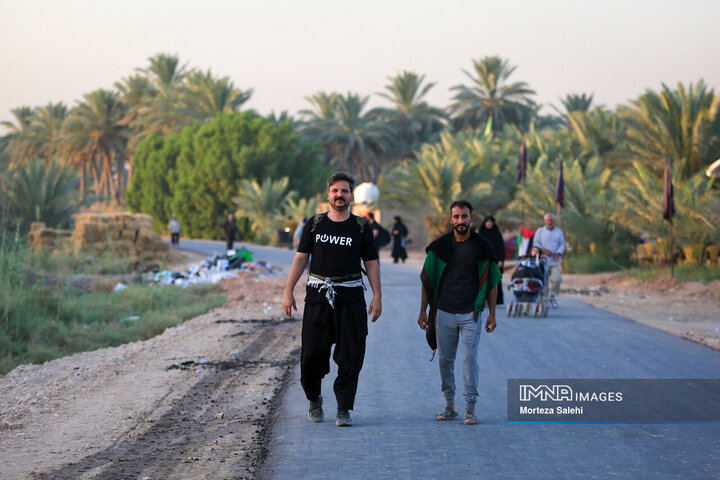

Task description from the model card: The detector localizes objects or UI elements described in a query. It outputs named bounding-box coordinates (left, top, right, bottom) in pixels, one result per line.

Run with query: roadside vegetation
left=625, top=265, right=720, bottom=283
left=0, top=234, right=225, bottom=375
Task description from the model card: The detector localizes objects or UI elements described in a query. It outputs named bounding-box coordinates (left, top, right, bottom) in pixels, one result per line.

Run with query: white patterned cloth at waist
left=307, top=274, right=365, bottom=308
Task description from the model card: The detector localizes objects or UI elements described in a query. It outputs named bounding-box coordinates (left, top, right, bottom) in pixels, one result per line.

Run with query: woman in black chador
left=391, top=216, right=408, bottom=263
left=478, top=215, right=505, bottom=304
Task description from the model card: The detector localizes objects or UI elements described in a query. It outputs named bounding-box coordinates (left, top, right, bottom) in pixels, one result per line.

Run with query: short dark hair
left=327, top=172, right=356, bottom=192
left=450, top=200, right=473, bottom=214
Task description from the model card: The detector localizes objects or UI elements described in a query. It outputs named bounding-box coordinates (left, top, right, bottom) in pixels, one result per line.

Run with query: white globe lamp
left=353, top=182, right=379, bottom=205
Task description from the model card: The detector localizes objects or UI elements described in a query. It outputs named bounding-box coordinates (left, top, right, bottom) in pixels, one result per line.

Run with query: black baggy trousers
left=300, top=301, right=368, bottom=411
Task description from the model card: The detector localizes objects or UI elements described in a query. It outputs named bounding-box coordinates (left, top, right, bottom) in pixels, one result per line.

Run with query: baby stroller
left=506, top=253, right=548, bottom=317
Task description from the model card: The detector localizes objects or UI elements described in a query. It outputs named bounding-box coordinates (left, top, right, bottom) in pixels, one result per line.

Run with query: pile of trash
left=149, top=247, right=282, bottom=288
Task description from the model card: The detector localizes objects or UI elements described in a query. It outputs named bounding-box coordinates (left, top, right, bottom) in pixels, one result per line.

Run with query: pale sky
left=1, top=0, right=719, bottom=132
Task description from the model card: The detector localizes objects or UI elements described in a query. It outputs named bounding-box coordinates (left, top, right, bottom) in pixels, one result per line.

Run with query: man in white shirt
left=533, top=213, right=565, bottom=307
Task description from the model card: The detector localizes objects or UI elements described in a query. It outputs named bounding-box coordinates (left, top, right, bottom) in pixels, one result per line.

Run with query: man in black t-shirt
left=283, top=172, right=382, bottom=427
left=418, top=200, right=501, bottom=426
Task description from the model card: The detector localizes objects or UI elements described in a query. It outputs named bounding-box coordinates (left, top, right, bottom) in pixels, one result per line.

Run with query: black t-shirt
left=298, top=213, right=378, bottom=304
left=437, top=239, right=479, bottom=314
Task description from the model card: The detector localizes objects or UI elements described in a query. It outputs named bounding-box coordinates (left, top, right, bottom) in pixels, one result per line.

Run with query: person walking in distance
left=533, top=213, right=565, bottom=308
left=282, top=172, right=382, bottom=427
left=391, top=216, right=408, bottom=264
left=477, top=215, right=505, bottom=306
left=418, top=200, right=501, bottom=425
left=168, top=214, right=181, bottom=245
left=223, top=213, right=238, bottom=252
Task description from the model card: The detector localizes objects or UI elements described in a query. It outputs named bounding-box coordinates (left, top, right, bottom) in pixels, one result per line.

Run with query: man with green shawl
left=418, top=200, right=501, bottom=425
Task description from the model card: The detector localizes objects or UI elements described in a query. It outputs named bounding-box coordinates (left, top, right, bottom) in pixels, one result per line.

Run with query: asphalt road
left=175, top=239, right=720, bottom=480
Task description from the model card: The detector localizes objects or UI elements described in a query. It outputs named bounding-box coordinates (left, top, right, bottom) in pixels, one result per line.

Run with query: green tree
left=1, top=106, right=37, bottom=165
left=553, top=93, right=594, bottom=117
left=180, top=69, right=252, bottom=122
left=506, top=155, right=630, bottom=257
left=234, top=177, right=296, bottom=243
left=565, top=107, right=623, bottom=168
left=128, top=112, right=326, bottom=238
left=302, top=93, right=393, bottom=182
left=61, top=90, right=128, bottom=203
left=380, top=131, right=514, bottom=239
left=125, top=133, right=181, bottom=231
left=375, top=71, right=446, bottom=160
left=613, top=163, right=719, bottom=263
left=449, top=56, right=536, bottom=134
left=283, top=196, right=318, bottom=224
left=0, top=159, right=81, bottom=232
left=129, top=53, right=188, bottom=138
left=115, top=73, right=157, bottom=180
left=619, top=81, right=720, bottom=179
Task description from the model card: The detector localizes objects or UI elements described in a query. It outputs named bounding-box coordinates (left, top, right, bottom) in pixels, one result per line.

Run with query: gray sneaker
left=308, top=396, right=323, bottom=423
left=336, top=409, right=353, bottom=427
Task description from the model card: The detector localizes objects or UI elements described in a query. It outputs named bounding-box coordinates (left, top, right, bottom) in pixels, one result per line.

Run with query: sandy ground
left=562, top=272, right=720, bottom=350
left=1, top=249, right=718, bottom=479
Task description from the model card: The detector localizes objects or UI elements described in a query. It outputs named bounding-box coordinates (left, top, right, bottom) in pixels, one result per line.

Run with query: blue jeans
left=436, top=309, right=481, bottom=410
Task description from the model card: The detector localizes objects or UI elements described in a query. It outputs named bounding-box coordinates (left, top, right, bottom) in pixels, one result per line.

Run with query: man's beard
left=454, top=223, right=469, bottom=234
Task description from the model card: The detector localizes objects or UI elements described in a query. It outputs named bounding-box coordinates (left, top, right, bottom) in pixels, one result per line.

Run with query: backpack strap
left=355, top=215, right=367, bottom=234
left=311, top=212, right=367, bottom=234
left=309, top=212, right=326, bottom=233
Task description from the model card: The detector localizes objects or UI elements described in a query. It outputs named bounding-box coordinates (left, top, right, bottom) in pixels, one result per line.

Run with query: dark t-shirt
left=437, top=239, right=479, bottom=314
left=298, top=213, right=378, bottom=304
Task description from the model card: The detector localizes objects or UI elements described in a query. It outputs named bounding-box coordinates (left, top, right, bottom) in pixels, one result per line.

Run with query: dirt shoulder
left=562, top=273, right=720, bottom=351
left=0, top=271, right=303, bottom=480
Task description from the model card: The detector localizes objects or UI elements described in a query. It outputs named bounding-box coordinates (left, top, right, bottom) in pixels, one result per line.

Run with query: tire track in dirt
left=41, top=318, right=300, bottom=480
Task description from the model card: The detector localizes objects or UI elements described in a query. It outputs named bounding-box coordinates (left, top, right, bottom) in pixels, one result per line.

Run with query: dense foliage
left=126, top=112, right=327, bottom=238
left=2, top=52, right=719, bottom=264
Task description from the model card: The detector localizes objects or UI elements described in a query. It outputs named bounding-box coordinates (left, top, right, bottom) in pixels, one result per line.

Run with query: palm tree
left=619, top=81, right=720, bottom=179
left=507, top=155, right=623, bottom=256
left=115, top=74, right=157, bottom=181
left=380, top=132, right=500, bottom=239
left=566, top=107, right=623, bottom=167
left=234, top=177, right=297, bottom=243
left=127, top=53, right=188, bottom=138
left=140, top=52, right=187, bottom=90
left=1, top=106, right=37, bottom=165
left=0, top=159, right=81, bottom=232
left=302, top=93, right=393, bottom=182
left=61, top=90, right=128, bottom=203
left=29, top=102, right=68, bottom=161
left=375, top=71, right=446, bottom=160
left=558, top=93, right=594, bottom=114
left=267, top=111, right=301, bottom=131
left=449, top=56, right=536, bottom=134
left=551, top=93, right=595, bottom=128
left=179, top=69, right=253, bottom=122
left=283, top=196, right=318, bottom=223
left=613, top=162, right=719, bottom=263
